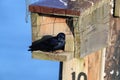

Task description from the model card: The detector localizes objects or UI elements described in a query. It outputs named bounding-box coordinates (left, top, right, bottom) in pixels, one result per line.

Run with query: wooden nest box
left=29, top=0, right=110, bottom=61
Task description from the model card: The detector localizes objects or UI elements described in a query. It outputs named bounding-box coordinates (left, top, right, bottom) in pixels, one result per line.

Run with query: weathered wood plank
left=114, top=0, right=120, bottom=17
left=100, top=48, right=106, bottom=80
left=61, top=50, right=103, bottom=80
left=104, top=18, right=120, bottom=80
left=31, top=13, right=41, bottom=41
left=74, top=17, right=80, bottom=58
left=87, top=50, right=102, bottom=80
left=78, top=2, right=110, bottom=57
left=32, top=51, right=73, bottom=61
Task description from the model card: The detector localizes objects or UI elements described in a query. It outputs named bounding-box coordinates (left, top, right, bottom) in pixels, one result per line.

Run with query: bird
left=28, top=32, right=66, bottom=52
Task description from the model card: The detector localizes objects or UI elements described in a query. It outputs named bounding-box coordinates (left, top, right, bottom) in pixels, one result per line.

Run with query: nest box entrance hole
left=32, top=13, right=74, bottom=53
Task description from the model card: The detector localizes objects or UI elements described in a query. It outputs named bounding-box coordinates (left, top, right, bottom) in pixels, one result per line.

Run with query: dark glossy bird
left=28, top=33, right=65, bottom=52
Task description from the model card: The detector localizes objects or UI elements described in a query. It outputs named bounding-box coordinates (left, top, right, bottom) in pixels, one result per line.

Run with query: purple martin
left=28, top=33, right=65, bottom=52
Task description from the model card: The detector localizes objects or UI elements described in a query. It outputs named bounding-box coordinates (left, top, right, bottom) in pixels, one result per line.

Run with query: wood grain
left=114, top=0, right=120, bottom=17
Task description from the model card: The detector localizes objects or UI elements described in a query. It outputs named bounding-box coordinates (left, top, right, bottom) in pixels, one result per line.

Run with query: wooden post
left=60, top=0, right=110, bottom=80
left=104, top=17, right=120, bottom=80
left=104, top=1, right=120, bottom=79
left=61, top=50, right=105, bottom=80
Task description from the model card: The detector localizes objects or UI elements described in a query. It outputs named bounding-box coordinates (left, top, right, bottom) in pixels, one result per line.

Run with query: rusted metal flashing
left=29, top=5, right=80, bottom=16
left=29, top=0, right=105, bottom=17
left=29, top=0, right=80, bottom=16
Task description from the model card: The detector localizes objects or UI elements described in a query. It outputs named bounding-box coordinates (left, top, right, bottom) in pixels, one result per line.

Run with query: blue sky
left=0, top=0, right=59, bottom=80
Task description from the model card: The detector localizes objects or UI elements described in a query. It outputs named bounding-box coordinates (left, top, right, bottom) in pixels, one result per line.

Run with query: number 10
left=72, top=72, right=87, bottom=80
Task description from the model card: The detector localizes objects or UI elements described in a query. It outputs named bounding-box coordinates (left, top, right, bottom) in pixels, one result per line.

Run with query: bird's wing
left=44, top=37, right=59, bottom=46
left=53, top=40, right=65, bottom=50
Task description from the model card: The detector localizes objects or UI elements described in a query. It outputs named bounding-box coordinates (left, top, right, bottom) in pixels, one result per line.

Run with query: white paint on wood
left=100, top=48, right=106, bottom=80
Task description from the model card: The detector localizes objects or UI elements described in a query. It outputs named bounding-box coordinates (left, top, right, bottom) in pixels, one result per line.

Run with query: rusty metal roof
left=29, top=0, right=100, bottom=17
left=29, top=0, right=79, bottom=16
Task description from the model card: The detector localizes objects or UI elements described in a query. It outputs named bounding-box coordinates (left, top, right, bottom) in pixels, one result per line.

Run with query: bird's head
left=57, top=32, right=65, bottom=41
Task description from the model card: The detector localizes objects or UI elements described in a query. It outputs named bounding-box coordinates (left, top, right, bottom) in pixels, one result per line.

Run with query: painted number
left=72, top=72, right=87, bottom=80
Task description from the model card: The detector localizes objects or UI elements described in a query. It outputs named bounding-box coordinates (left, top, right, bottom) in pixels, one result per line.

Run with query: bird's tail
left=28, top=49, right=31, bottom=51
left=28, top=46, right=32, bottom=51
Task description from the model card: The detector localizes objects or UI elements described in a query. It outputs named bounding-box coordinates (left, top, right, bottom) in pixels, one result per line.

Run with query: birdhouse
left=29, top=0, right=110, bottom=61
